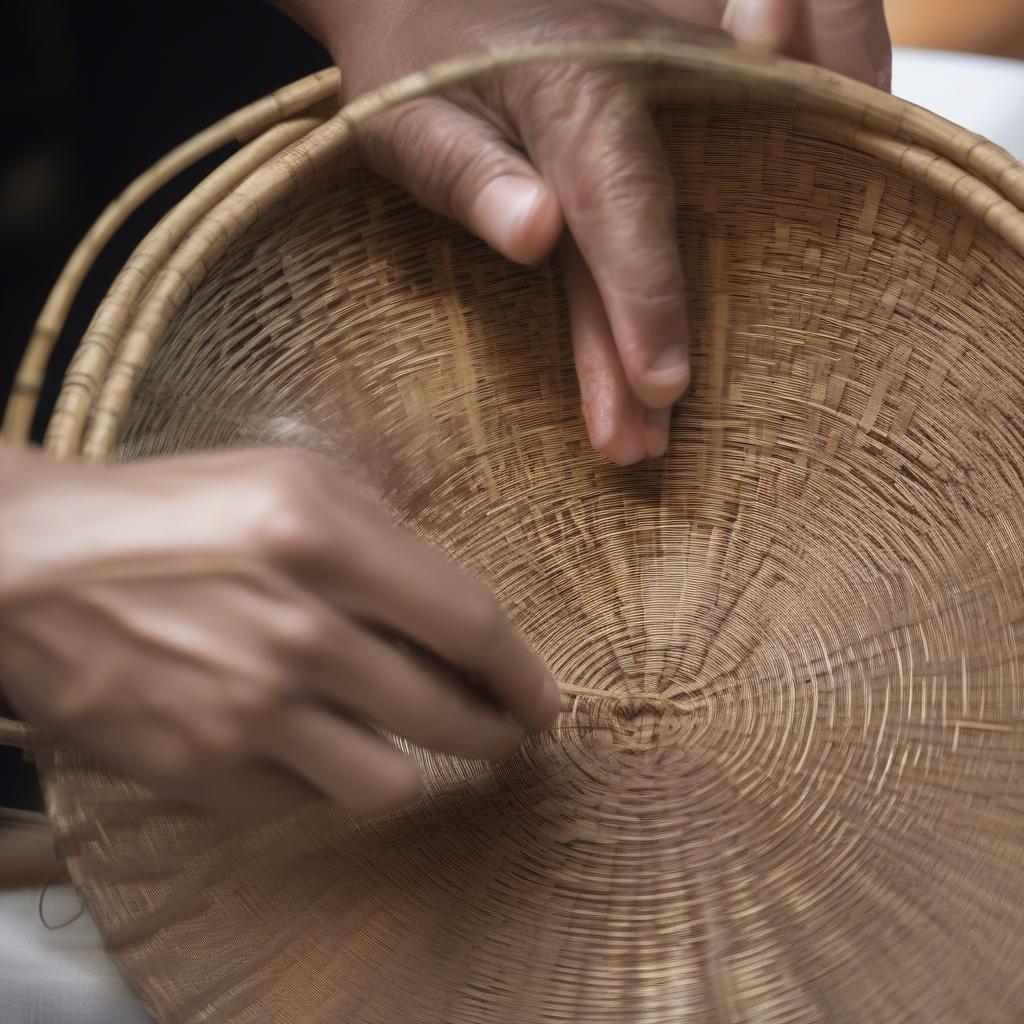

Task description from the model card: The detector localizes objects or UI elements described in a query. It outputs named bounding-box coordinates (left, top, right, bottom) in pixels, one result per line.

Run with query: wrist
left=273, top=0, right=420, bottom=76
left=271, top=0, right=372, bottom=54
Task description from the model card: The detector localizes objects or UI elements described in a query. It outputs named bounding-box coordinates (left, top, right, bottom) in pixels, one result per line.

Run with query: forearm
left=0, top=441, right=41, bottom=498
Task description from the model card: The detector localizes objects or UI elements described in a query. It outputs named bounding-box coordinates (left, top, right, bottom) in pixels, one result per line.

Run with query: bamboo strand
left=2, top=68, right=340, bottom=444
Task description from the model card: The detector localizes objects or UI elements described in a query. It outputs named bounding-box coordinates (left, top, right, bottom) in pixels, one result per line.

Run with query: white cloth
left=892, top=47, right=1024, bottom=158
left=2, top=47, right=1022, bottom=1024
left=0, top=885, right=150, bottom=1023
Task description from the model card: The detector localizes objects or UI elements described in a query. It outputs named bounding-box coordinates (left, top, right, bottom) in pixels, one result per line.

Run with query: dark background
left=1, top=1, right=325, bottom=810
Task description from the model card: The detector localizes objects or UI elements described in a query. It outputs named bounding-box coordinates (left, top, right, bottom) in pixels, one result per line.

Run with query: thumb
left=356, top=97, right=563, bottom=264
left=799, top=0, right=891, bottom=89
left=723, top=0, right=892, bottom=90
left=722, top=0, right=799, bottom=53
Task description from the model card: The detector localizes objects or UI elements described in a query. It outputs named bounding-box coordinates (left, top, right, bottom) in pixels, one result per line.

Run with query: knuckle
left=190, top=715, right=246, bottom=761
left=254, top=506, right=309, bottom=559
left=249, top=471, right=320, bottom=558
left=222, top=674, right=290, bottom=729
left=359, top=101, right=523, bottom=226
left=245, top=452, right=370, bottom=564
left=518, top=65, right=621, bottom=137
left=598, top=250, right=684, bottom=310
left=563, top=139, right=674, bottom=221
left=496, top=5, right=634, bottom=52
left=276, top=608, right=334, bottom=655
left=357, top=100, right=443, bottom=189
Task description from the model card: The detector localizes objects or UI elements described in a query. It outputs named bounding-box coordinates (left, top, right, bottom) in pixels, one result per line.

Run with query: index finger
left=520, top=71, right=691, bottom=412
left=306, top=507, right=561, bottom=734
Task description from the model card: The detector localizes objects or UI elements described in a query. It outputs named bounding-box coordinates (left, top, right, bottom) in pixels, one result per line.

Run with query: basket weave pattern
left=12, top=43, right=1024, bottom=1023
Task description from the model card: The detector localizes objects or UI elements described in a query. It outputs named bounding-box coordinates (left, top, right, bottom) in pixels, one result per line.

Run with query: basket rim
left=17, top=38, right=1024, bottom=459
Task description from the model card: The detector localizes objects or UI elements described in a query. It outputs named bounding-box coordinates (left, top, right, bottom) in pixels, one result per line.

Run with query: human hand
left=723, top=0, right=891, bottom=89
left=0, top=444, right=558, bottom=819
left=277, top=0, right=889, bottom=465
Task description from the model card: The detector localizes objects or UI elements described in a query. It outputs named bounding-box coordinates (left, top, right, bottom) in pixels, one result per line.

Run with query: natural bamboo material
left=0, top=67, right=340, bottom=444
left=7, top=40, right=1024, bottom=1024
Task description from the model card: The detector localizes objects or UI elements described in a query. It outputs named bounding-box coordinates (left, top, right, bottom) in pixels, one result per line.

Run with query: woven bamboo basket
left=6, top=39, right=1024, bottom=1024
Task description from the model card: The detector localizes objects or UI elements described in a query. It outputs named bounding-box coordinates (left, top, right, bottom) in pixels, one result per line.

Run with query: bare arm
left=0, top=443, right=558, bottom=818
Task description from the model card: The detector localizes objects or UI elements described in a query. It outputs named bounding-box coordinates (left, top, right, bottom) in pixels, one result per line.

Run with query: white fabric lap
left=0, top=885, right=150, bottom=1024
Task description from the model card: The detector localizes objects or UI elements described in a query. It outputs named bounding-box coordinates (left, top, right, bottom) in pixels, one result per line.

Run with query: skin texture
left=0, top=444, right=559, bottom=819
left=278, top=0, right=890, bottom=463
left=0, top=3, right=890, bottom=819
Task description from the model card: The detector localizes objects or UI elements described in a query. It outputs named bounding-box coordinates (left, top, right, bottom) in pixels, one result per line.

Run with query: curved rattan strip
left=1, top=68, right=341, bottom=445
left=795, top=112, right=1024, bottom=254
left=43, top=113, right=328, bottom=457
left=73, top=115, right=356, bottom=458
left=0, top=719, right=32, bottom=749
left=222, top=68, right=339, bottom=142
left=59, top=39, right=1024, bottom=459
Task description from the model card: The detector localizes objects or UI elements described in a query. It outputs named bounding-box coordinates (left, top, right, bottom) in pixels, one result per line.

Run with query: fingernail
left=722, top=0, right=785, bottom=51
left=645, top=345, right=691, bottom=408
left=475, top=176, right=543, bottom=257
left=635, top=350, right=690, bottom=412
left=649, top=343, right=689, bottom=375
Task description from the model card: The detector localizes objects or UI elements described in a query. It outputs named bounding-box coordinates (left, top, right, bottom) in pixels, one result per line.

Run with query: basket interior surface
left=40, top=99, right=1024, bottom=1022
